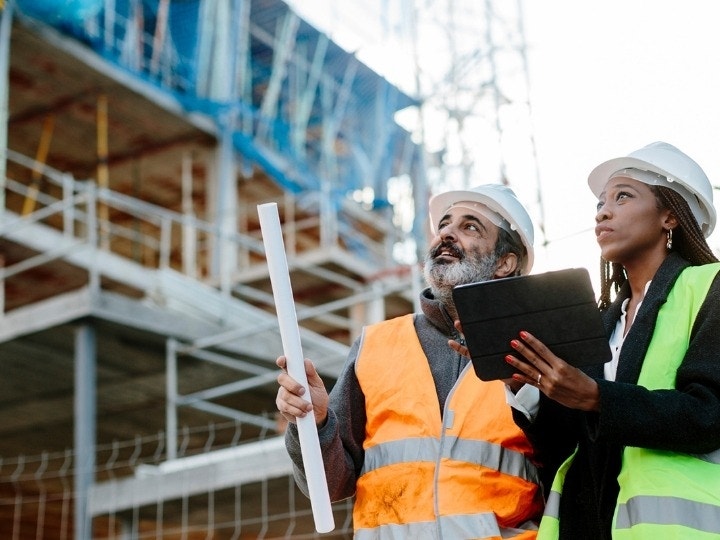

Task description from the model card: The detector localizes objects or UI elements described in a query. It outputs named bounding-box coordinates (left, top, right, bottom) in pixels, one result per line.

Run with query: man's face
left=424, top=206, right=501, bottom=292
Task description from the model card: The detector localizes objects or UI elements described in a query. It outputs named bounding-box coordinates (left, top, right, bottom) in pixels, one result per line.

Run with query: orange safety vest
left=354, top=314, right=543, bottom=539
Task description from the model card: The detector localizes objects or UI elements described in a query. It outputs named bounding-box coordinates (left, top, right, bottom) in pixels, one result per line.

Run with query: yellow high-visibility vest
left=537, top=263, right=720, bottom=540
left=613, top=263, right=720, bottom=540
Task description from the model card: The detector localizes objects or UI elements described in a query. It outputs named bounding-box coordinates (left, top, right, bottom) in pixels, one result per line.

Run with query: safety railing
left=0, top=149, right=270, bottom=315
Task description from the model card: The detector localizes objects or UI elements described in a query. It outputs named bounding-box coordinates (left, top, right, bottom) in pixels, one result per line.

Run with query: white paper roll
left=257, top=202, right=335, bottom=534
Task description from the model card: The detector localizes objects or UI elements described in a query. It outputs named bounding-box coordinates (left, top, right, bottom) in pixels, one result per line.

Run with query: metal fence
left=0, top=422, right=354, bottom=539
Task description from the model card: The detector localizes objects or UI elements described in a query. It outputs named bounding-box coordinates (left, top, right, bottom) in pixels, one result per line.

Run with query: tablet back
left=452, top=267, right=611, bottom=381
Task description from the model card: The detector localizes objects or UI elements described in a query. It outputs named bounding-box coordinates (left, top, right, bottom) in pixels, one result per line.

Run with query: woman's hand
left=506, top=330, right=601, bottom=411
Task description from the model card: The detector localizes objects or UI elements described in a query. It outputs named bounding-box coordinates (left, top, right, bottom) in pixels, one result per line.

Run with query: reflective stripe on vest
left=354, top=314, right=543, bottom=539
left=362, top=435, right=539, bottom=482
left=355, top=515, right=540, bottom=540
left=536, top=449, right=576, bottom=540
left=615, top=496, right=720, bottom=534
left=613, top=263, right=720, bottom=539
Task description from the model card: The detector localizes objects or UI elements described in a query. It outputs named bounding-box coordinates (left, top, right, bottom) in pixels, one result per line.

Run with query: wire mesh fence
left=0, top=422, right=354, bottom=539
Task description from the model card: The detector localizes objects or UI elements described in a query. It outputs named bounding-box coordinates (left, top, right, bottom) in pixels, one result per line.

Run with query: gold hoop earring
left=666, top=228, right=673, bottom=250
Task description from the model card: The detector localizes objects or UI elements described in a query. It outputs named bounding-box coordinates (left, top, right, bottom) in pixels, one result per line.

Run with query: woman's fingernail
left=519, top=331, right=529, bottom=339
left=510, top=340, right=520, bottom=349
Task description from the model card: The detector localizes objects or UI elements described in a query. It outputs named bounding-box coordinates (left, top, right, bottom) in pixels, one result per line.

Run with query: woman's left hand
left=506, top=330, right=601, bottom=411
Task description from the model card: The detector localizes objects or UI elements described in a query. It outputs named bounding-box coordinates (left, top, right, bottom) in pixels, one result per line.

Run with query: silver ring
left=537, top=373, right=542, bottom=385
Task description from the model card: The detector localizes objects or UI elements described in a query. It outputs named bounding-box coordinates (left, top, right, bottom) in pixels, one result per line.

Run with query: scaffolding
left=289, top=0, right=545, bottom=251
left=0, top=0, right=540, bottom=538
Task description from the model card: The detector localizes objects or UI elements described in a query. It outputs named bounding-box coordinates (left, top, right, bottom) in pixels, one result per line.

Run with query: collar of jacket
left=599, top=252, right=690, bottom=383
left=420, top=287, right=457, bottom=336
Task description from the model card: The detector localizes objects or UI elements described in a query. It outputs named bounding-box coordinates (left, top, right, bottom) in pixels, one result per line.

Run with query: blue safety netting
left=14, top=0, right=424, bottom=244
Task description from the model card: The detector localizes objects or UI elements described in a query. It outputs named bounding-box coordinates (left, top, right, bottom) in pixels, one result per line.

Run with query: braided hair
left=598, top=185, right=718, bottom=309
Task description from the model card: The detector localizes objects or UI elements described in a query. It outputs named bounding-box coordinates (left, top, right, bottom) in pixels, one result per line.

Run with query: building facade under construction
left=0, top=0, right=536, bottom=537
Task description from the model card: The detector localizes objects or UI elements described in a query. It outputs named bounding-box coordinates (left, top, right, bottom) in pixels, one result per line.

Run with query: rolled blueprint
left=257, top=202, right=335, bottom=533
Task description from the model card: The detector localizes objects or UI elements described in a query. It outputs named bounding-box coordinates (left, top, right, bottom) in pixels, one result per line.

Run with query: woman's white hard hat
left=428, top=183, right=535, bottom=274
left=588, top=141, right=716, bottom=237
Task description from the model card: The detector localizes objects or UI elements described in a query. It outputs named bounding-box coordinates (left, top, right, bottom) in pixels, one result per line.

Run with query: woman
left=506, top=141, right=720, bottom=539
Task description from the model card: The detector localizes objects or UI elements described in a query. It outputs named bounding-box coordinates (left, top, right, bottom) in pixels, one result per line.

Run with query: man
left=276, top=184, right=543, bottom=539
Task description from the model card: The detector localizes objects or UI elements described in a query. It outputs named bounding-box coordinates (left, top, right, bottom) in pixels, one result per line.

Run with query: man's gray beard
left=423, top=249, right=500, bottom=319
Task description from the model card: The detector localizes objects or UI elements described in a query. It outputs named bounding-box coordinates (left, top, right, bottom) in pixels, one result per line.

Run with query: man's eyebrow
left=439, top=212, right=488, bottom=232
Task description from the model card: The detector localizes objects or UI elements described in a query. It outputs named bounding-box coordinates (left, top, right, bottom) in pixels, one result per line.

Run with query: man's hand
left=276, top=356, right=330, bottom=426
left=448, top=330, right=524, bottom=394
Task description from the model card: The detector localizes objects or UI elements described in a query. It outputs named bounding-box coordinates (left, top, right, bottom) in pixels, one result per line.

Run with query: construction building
left=0, top=0, right=535, bottom=537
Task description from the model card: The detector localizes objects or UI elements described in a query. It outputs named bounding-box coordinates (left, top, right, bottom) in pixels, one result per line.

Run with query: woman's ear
left=663, top=211, right=678, bottom=231
left=494, top=253, right=519, bottom=278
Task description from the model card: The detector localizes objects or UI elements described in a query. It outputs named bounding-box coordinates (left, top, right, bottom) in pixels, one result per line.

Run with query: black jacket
left=517, top=253, right=720, bottom=539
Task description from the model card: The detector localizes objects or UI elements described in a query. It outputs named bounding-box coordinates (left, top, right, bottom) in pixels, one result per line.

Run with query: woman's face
left=594, top=176, right=672, bottom=265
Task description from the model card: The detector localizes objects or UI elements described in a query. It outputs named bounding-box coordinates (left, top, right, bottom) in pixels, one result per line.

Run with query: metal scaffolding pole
left=0, top=0, right=13, bottom=218
left=74, top=323, right=97, bottom=540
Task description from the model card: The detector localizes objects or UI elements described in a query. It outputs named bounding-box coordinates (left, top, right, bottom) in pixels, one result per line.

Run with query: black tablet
left=452, top=267, right=611, bottom=381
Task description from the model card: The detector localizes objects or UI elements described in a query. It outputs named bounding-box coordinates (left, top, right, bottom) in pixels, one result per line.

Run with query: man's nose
left=439, top=224, right=458, bottom=241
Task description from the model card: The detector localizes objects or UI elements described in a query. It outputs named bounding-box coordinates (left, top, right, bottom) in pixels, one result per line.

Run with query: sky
left=288, top=0, right=720, bottom=287
left=522, top=1, right=720, bottom=279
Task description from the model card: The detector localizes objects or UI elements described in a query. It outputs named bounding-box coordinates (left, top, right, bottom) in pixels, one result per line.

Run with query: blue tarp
left=17, top=0, right=102, bottom=26
left=16, top=0, right=421, bottom=213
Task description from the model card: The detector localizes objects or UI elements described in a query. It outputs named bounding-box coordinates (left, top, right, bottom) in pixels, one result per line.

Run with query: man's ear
left=494, top=252, right=518, bottom=278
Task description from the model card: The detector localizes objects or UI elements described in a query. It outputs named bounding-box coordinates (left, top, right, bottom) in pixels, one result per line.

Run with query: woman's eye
left=616, top=191, right=631, bottom=202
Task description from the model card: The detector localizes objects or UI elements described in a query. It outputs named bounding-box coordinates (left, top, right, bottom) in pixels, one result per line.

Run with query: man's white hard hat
left=588, top=141, right=716, bottom=237
left=428, top=183, right=535, bottom=274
